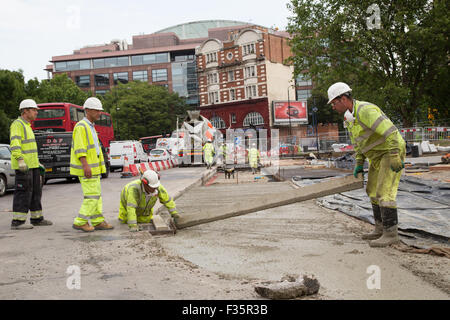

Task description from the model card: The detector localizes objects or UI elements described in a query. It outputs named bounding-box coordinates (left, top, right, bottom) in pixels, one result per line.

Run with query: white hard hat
left=327, top=82, right=352, bottom=104
left=141, top=170, right=160, bottom=188
left=19, top=99, right=39, bottom=110
left=83, top=97, right=104, bottom=110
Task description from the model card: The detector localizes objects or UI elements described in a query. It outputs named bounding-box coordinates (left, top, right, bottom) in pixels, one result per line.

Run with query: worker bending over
left=327, top=82, right=405, bottom=247
left=118, top=169, right=180, bottom=232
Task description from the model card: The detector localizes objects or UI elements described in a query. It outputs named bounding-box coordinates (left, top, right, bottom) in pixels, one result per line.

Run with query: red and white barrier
left=127, top=159, right=178, bottom=176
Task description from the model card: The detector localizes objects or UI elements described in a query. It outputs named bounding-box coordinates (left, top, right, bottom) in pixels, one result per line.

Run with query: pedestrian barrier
left=121, top=158, right=179, bottom=177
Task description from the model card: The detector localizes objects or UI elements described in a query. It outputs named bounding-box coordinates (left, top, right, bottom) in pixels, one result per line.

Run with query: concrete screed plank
left=175, top=175, right=364, bottom=229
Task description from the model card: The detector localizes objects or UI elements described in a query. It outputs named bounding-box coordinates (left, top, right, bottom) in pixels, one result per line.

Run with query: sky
left=0, top=0, right=292, bottom=81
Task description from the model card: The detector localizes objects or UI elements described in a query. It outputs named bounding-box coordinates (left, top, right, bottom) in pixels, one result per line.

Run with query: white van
left=109, top=140, right=148, bottom=171
left=156, top=137, right=182, bottom=158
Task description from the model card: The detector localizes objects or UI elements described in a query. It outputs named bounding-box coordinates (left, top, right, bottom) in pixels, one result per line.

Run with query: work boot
left=11, top=222, right=34, bottom=230
left=362, top=203, right=383, bottom=240
left=72, top=223, right=94, bottom=232
left=369, top=207, right=400, bottom=247
left=31, top=218, right=53, bottom=226
left=94, top=221, right=114, bottom=230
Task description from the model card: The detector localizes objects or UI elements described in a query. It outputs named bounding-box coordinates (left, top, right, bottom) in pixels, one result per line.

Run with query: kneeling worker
left=118, top=170, right=180, bottom=232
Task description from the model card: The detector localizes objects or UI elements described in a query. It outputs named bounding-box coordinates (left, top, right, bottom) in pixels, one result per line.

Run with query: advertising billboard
left=273, top=100, right=308, bottom=124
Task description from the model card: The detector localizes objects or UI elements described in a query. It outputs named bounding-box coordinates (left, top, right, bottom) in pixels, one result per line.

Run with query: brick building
left=195, top=27, right=296, bottom=136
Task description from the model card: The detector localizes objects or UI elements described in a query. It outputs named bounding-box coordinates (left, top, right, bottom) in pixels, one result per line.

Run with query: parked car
left=148, top=148, right=172, bottom=162
left=0, top=144, right=15, bottom=196
left=109, top=140, right=148, bottom=171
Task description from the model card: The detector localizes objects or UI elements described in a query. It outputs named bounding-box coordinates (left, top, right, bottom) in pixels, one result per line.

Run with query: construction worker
left=9, top=99, right=52, bottom=230
left=71, top=97, right=113, bottom=232
left=203, top=139, right=215, bottom=169
left=118, top=169, right=180, bottom=232
left=248, top=143, right=260, bottom=174
left=327, top=82, right=405, bottom=247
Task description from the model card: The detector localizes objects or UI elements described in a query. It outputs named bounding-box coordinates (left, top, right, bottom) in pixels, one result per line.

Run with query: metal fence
left=277, top=127, right=450, bottom=156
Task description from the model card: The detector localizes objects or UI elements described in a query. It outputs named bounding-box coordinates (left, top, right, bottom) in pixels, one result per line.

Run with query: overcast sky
left=0, top=0, right=292, bottom=81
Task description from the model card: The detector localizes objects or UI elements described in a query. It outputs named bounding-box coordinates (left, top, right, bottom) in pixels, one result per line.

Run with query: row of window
left=54, top=53, right=170, bottom=72
left=204, top=42, right=258, bottom=65
left=210, top=111, right=264, bottom=129
left=208, top=84, right=260, bottom=104
left=74, top=69, right=168, bottom=87
left=206, top=66, right=258, bottom=85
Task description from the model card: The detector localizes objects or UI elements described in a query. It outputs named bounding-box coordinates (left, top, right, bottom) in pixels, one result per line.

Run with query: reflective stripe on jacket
left=347, top=100, right=405, bottom=162
left=70, top=119, right=106, bottom=176
left=120, top=180, right=177, bottom=225
left=9, top=117, right=39, bottom=169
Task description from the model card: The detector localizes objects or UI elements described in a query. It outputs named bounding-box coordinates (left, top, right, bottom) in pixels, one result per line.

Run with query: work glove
left=38, top=163, right=46, bottom=176
left=18, top=159, right=28, bottom=172
left=171, top=213, right=181, bottom=220
left=129, top=225, right=139, bottom=232
left=389, top=151, right=404, bottom=172
left=353, top=165, right=364, bottom=178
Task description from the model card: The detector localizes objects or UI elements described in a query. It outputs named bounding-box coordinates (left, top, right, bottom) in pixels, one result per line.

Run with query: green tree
left=0, top=110, right=12, bottom=144
left=102, top=82, right=188, bottom=140
left=287, top=0, right=449, bottom=127
left=28, top=73, right=89, bottom=105
left=0, top=69, right=26, bottom=119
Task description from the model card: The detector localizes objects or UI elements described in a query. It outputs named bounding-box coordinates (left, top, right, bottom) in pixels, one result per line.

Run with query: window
left=243, top=43, right=255, bottom=55
left=54, top=59, right=91, bottom=71
left=152, top=69, right=168, bottom=82
left=132, top=70, right=148, bottom=82
left=206, top=52, right=217, bottom=63
left=95, top=73, right=110, bottom=86
left=209, top=91, right=219, bottom=104
left=245, top=65, right=256, bottom=78
left=103, top=56, right=129, bottom=68
left=243, top=112, right=264, bottom=126
left=0, top=146, right=11, bottom=160
left=97, top=114, right=112, bottom=127
left=207, top=72, right=218, bottom=84
left=37, top=108, right=65, bottom=119
left=296, top=74, right=312, bottom=86
left=95, top=90, right=108, bottom=96
left=75, top=75, right=90, bottom=88
left=113, top=72, right=129, bottom=85
left=297, top=89, right=312, bottom=100
left=231, top=113, right=236, bottom=124
left=228, top=70, right=235, bottom=81
left=211, top=116, right=226, bottom=129
left=246, top=85, right=257, bottom=98
left=131, top=53, right=169, bottom=65
left=230, top=89, right=236, bottom=101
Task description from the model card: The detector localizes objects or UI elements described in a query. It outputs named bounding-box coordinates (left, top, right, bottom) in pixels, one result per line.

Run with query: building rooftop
left=153, top=20, right=255, bottom=39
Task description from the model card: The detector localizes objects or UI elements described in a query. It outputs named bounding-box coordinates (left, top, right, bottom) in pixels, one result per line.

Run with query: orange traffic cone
left=121, top=156, right=133, bottom=178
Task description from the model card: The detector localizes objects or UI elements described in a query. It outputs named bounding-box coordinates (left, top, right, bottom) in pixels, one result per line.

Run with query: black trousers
left=12, top=168, right=42, bottom=224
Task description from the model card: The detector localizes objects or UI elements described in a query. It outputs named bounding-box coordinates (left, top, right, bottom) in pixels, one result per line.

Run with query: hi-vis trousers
left=366, top=149, right=405, bottom=209
left=12, top=168, right=43, bottom=222
left=73, top=175, right=105, bottom=227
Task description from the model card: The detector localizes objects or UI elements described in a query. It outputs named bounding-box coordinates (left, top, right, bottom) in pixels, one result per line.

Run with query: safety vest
left=346, top=100, right=405, bottom=160
left=70, top=119, right=106, bottom=176
left=120, top=180, right=177, bottom=224
left=203, top=142, right=215, bottom=158
left=9, top=117, right=39, bottom=170
left=248, top=148, right=260, bottom=161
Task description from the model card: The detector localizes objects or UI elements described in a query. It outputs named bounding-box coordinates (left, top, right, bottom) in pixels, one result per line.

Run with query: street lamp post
left=115, top=107, right=120, bottom=140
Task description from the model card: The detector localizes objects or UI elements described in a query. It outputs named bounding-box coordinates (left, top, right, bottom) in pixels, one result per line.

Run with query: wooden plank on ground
left=175, top=175, right=363, bottom=229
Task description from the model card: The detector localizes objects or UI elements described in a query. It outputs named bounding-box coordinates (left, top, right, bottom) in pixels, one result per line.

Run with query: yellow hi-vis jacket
left=9, top=117, right=39, bottom=170
left=70, top=119, right=106, bottom=176
left=203, top=142, right=215, bottom=162
left=119, top=180, right=178, bottom=226
left=248, top=148, right=260, bottom=167
left=346, top=100, right=405, bottom=163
